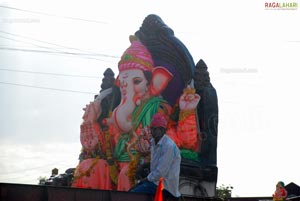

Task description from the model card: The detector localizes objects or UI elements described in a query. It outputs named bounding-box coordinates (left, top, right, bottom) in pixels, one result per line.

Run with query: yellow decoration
left=104, top=128, right=118, bottom=185
left=73, top=157, right=99, bottom=182
left=184, top=87, right=196, bottom=94
left=179, top=110, right=195, bottom=121
left=127, top=154, right=141, bottom=186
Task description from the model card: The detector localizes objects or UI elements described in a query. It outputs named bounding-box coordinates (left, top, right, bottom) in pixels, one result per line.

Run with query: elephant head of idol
left=110, top=36, right=173, bottom=133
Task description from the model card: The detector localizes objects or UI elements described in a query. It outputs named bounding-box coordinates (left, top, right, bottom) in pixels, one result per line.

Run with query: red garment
left=273, top=187, right=287, bottom=201
left=72, top=158, right=112, bottom=190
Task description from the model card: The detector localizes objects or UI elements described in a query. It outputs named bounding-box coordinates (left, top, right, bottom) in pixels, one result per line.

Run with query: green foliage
left=216, top=184, right=234, bottom=198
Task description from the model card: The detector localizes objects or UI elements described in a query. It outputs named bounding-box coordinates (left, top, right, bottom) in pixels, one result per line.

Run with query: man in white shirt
left=130, top=113, right=181, bottom=198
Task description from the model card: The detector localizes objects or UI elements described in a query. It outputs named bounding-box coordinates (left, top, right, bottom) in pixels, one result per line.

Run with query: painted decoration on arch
left=72, top=14, right=218, bottom=197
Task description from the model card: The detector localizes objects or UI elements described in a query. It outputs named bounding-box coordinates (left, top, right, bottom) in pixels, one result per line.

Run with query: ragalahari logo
left=265, top=2, right=298, bottom=10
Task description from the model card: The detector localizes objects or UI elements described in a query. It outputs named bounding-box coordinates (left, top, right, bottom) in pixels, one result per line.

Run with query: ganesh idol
left=72, top=22, right=201, bottom=191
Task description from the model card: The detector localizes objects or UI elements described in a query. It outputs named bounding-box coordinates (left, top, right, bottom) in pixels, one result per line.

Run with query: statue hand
left=179, top=86, right=201, bottom=111
left=136, top=127, right=151, bottom=155
left=82, top=101, right=101, bottom=122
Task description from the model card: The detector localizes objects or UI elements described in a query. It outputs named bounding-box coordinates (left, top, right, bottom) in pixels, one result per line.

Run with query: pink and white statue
left=72, top=14, right=219, bottom=197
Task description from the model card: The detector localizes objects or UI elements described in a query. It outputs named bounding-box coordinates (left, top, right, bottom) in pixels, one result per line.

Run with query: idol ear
left=115, top=75, right=120, bottom=87
left=150, top=67, right=173, bottom=96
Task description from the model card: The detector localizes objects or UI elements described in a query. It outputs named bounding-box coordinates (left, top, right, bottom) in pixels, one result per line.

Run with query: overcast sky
left=0, top=0, right=299, bottom=197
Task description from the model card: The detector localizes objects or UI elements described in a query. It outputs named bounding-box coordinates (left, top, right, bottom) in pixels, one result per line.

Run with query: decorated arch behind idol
left=72, top=14, right=218, bottom=197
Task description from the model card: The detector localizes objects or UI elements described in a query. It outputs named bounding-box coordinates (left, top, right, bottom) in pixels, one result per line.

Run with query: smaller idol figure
left=273, top=181, right=288, bottom=201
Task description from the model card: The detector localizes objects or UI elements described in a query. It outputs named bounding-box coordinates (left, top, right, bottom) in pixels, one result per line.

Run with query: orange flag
left=154, top=177, right=164, bottom=201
